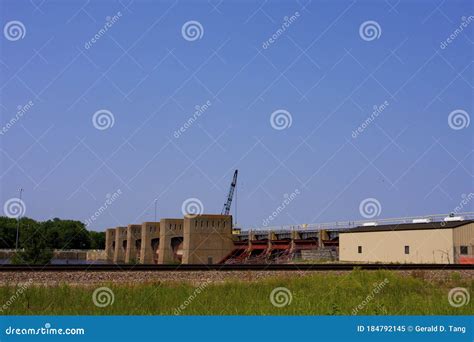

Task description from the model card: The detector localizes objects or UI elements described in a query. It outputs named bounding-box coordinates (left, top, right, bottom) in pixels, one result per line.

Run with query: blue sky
left=0, top=0, right=472, bottom=231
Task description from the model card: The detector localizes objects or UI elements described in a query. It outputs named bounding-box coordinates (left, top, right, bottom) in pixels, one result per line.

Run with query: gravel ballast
left=0, top=269, right=472, bottom=286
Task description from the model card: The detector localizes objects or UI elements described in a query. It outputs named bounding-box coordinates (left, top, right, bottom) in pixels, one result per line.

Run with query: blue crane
left=221, top=170, right=238, bottom=215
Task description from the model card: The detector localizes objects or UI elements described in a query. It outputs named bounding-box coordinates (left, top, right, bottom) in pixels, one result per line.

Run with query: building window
left=460, top=246, right=468, bottom=255
left=405, top=246, right=410, bottom=254
left=358, top=246, right=362, bottom=254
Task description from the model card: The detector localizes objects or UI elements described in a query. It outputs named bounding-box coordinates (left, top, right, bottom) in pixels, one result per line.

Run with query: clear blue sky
left=1, top=0, right=472, bottom=231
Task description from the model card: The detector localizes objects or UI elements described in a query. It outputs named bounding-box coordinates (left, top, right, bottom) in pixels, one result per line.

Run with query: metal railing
left=238, top=212, right=474, bottom=235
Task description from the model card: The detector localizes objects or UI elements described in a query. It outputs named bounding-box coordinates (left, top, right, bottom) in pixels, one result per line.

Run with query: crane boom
left=221, top=170, right=238, bottom=215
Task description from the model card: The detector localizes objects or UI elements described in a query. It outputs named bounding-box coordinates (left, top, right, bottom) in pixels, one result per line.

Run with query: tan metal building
left=339, top=220, right=474, bottom=264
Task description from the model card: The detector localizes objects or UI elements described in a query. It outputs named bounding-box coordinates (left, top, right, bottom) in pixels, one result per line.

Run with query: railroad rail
left=0, top=264, right=473, bottom=271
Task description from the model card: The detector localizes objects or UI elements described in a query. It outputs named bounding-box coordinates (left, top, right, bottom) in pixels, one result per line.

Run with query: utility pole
left=154, top=198, right=158, bottom=222
left=15, top=188, right=23, bottom=251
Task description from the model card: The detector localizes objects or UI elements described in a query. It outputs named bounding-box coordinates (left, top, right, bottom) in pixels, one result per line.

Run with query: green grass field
left=0, top=270, right=472, bottom=315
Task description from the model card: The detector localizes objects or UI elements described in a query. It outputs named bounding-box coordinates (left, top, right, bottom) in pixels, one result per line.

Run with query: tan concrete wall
left=125, top=224, right=142, bottom=263
left=319, top=229, right=328, bottom=247
left=182, top=214, right=234, bottom=264
left=105, top=228, right=115, bottom=262
left=140, top=222, right=160, bottom=264
left=113, top=227, right=127, bottom=263
left=158, top=219, right=184, bottom=264
left=86, top=249, right=107, bottom=261
left=453, top=222, right=474, bottom=260
left=1, top=249, right=106, bottom=261
left=339, top=228, right=455, bottom=263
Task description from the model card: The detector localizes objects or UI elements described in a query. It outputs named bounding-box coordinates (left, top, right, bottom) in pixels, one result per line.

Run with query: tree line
left=0, top=216, right=105, bottom=250
left=0, top=216, right=105, bottom=265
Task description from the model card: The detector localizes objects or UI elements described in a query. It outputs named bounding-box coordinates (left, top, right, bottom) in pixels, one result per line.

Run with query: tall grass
left=0, top=270, right=472, bottom=315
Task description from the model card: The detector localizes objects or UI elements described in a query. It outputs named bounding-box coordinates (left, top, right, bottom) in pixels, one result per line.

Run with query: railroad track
left=0, top=264, right=472, bottom=272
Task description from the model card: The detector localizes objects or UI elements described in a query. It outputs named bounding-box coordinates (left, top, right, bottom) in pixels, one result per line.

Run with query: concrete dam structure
left=104, top=214, right=333, bottom=264
left=104, top=212, right=474, bottom=265
left=106, top=215, right=237, bottom=265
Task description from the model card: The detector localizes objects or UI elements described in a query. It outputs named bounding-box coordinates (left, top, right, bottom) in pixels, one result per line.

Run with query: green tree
left=89, top=231, right=105, bottom=249
left=0, top=217, right=39, bottom=249
left=0, top=217, right=16, bottom=248
left=0, top=216, right=104, bottom=252
left=12, top=224, right=53, bottom=265
left=42, top=218, right=91, bottom=249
